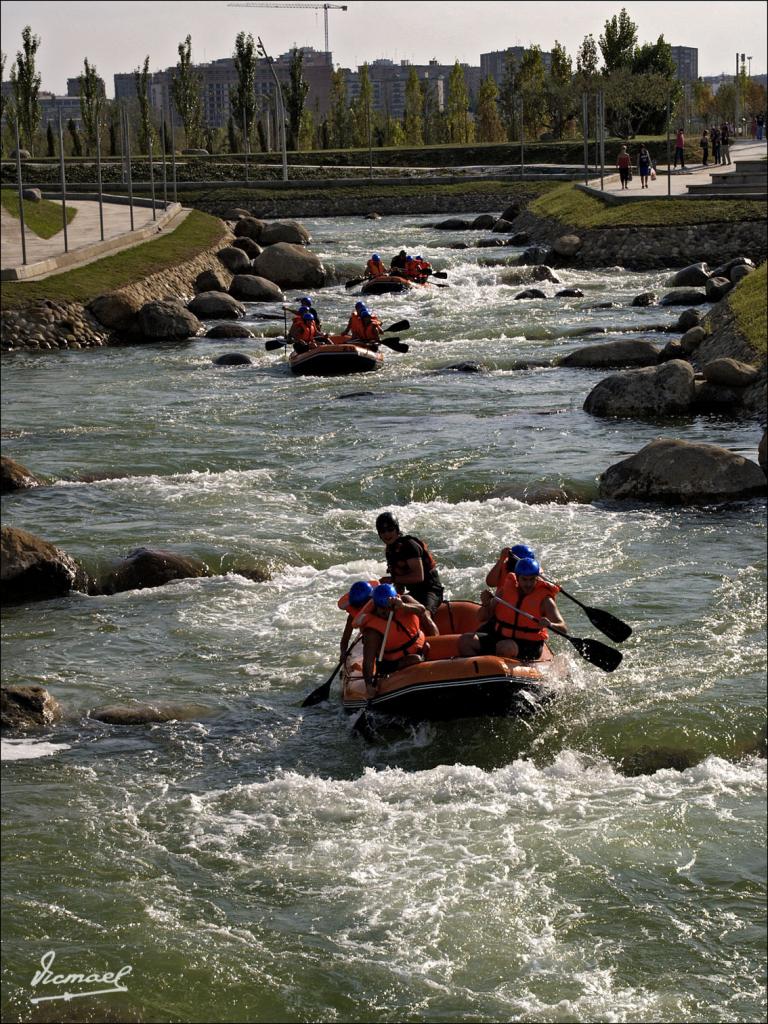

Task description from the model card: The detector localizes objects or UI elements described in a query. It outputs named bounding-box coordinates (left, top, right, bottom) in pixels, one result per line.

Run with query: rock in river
left=1, top=525, right=89, bottom=604
left=583, top=360, right=695, bottom=418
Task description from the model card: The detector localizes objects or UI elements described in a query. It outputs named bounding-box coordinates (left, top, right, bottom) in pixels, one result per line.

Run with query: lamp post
left=257, top=36, right=288, bottom=181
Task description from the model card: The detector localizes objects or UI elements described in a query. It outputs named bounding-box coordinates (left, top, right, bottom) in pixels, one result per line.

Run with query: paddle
left=494, top=595, right=623, bottom=673
left=301, top=633, right=360, bottom=707
left=265, top=337, right=289, bottom=351
left=379, top=337, right=409, bottom=353
left=383, top=319, right=409, bottom=333
left=547, top=582, right=632, bottom=643
left=351, top=609, right=393, bottom=735
left=345, top=276, right=365, bottom=289
left=426, top=270, right=448, bottom=279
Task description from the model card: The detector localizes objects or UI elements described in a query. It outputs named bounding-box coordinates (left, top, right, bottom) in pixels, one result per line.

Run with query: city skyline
left=1, top=0, right=766, bottom=99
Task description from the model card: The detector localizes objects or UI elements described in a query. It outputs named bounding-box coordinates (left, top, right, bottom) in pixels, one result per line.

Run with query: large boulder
left=233, top=217, right=267, bottom=242
left=434, top=217, right=470, bottom=230
left=702, top=358, right=761, bottom=388
left=137, top=300, right=202, bottom=341
left=491, top=218, right=515, bottom=233
left=667, top=263, right=710, bottom=287
left=552, top=234, right=582, bottom=257
left=95, top=547, right=211, bottom=595
left=88, top=291, right=142, bottom=330
left=710, top=256, right=755, bottom=279
left=1, top=456, right=42, bottom=493
left=1, top=525, right=89, bottom=604
left=228, top=274, right=285, bottom=302
left=251, top=243, right=326, bottom=289
left=194, top=270, right=228, bottom=294
left=559, top=339, right=661, bottom=368
left=515, top=289, right=547, bottom=300
left=680, top=325, right=707, bottom=355
left=676, top=308, right=705, bottom=332
left=471, top=214, right=497, bottom=229
left=223, top=207, right=251, bottom=221
left=659, top=289, right=709, bottom=306
left=216, top=246, right=252, bottom=274
left=598, top=439, right=768, bottom=503
left=499, top=265, right=560, bottom=286
left=500, top=201, right=522, bottom=221
left=206, top=323, right=255, bottom=339
left=22, top=188, right=42, bottom=201
left=89, top=702, right=205, bottom=725
left=729, top=264, right=755, bottom=285
left=583, top=360, right=695, bottom=418
left=187, top=291, right=245, bottom=320
left=260, top=220, right=311, bottom=246
left=517, top=245, right=552, bottom=266
left=231, top=237, right=263, bottom=259
left=213, top=352, right=253, bottom=365
left=692, top=381, right=744, bottom=412
left=631, top=292, right=658, bottom=307
left=1, top=686, right=61, bottom=731
left=704, top=276, right=733, bottom=302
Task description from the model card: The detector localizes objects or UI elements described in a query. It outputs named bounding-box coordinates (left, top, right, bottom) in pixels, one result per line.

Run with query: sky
left=1, top=0, right=766, bottom=97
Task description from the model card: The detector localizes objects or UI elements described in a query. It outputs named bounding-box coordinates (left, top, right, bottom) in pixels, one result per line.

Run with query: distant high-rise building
left=670, top=46, right=698, bottom=81
left=67, top=76, right=106, bottom=98
left=480, top=48, right=553, bottom=88
left=347, top=59, right=482, bottom=118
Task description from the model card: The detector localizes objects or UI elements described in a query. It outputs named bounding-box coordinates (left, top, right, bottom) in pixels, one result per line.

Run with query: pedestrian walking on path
left=674, top=128, right=686, bottom=169
left=700, top=130, right=710, bottom=166
left=637, top=146, right=653, bottom=189
left=617, top=146, right=632, bottom=190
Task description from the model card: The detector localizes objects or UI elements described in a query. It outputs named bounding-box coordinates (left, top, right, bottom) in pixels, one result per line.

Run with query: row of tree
left=2, top=10, right=766, bottom=159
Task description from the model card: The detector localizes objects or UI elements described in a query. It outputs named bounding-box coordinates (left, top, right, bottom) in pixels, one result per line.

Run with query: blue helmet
left=510, top=544, right=536, bottom=562
left=515, top=557, right=540, bottom=577
left=372, top=253, right=380, bottom=261
left=302, top=312, right=314, bottom=322
left=355, top=302, right=368, bottom=313
left=349, top=581, right=374, bottom=607
left=299, top=296, right=312, bottom=306
left=373, top=583, right=398, bottom=607
left=406, top=255, right=414, bottom=262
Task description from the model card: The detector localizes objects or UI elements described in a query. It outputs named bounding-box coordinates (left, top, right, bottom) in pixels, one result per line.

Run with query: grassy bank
left=1, top=188, right=78, bottom=238
left=728, top=261, right=767, bottom=359
left=528, top=183, right=768, bottom=228
left=1, top=210, right=226, bottom=310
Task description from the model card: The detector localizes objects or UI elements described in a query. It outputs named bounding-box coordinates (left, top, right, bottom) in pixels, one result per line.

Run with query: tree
left=46, top=121, right=55, bottom=156
left=475, top=76, right=504, bottom=142
left=256, top=118, right=268, bottom=152
left=350, top=64, right=373, bottom=148
left=599, top=8, right=638, bottom=72
left=286, top=46, right=309, bottom=150
left=545, top=41, right=575, bottom=139
left=329, top=67, right=350, bottom=147
left=134, top=56, right=155, bottom=153
left=576, top=34, right=599, bottom=77
left=67, top=117, right=82, bottom=156
left=518, top=46, right=547, bottom=139
left=297, top=108, right=314, bottom=151
left=421, top=76, right=446, bottom=145
left=230, top=32, right=258, bottom=143
left=498, top=50, right=521, bottom=141
left=692, top=79, right=715, bottom=121
left=78, top=58, right=103, bottom=155
left=446, top=61, right=472, bottom=143
left=171, top=36, right=204, bottom=149
left=403, top=67, right=423, bottom=146
left=227, top=115, right=238, bottom=153
left=107, top=102, right=120, bottom=156
left=10, top=25, right=42, bottom=154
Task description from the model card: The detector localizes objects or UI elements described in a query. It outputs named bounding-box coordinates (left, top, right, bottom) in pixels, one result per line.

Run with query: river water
left=1, top=214, right=766, bottom=1024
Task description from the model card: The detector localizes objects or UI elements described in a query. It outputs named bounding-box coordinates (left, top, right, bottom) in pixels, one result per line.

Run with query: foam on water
left=1, top=739, right=72, bottom=761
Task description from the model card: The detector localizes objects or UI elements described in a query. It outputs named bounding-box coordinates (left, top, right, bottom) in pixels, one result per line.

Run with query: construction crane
left=227, top=3, right=348, bottom=60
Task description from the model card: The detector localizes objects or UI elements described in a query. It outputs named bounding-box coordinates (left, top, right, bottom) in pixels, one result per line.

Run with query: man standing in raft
left=458, top=557, right=566, bottom=661
left=355, top=583, right=428, bottom=695
left=375, top=511, right=442, bottom=634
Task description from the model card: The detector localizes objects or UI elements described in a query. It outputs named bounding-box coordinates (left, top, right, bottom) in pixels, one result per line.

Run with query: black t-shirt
left=385, top=535, right=441, bottom=590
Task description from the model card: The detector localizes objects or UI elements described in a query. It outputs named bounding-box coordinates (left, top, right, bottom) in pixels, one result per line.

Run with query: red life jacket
left=366, top=258, right=385, bottom=278
left=347, top=312, right=365, bottom=338
left=337, top=579, right=380, bottom=617
left=353, top=601, right=425, bottom=658
left=495, top=576, right=560, bottom=641
left=292, top=319, right=317, bottom=344
left=358, top=315, right=381, bottom=342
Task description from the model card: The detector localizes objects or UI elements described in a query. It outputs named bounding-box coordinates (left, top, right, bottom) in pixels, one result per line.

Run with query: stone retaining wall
left=1, top=224, right=233, bottom=353
left=511, top=210, right=768, bottom=269
left=193, top=191, right=517, bottom=220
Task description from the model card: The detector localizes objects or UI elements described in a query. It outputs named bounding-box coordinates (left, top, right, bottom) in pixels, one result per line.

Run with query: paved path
left=1, top=197, right=183, bottom=280
left=594, top=139, right=768, bottom=198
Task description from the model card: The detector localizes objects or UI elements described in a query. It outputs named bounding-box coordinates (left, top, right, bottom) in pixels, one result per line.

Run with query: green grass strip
left=1, top=188, right=78, bottom=239
left=727, top=261, right=767, bottom=359
left=528, top=182, right=767, bottom=228
left=1, top=209, right=227, bottom=310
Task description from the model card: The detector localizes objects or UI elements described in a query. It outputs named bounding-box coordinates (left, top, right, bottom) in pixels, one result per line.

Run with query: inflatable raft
left=361, top=275, right=416, bottom=296
left=341, top=600, right=558, bottom=722
left=289, top=336, right=384, bottom=376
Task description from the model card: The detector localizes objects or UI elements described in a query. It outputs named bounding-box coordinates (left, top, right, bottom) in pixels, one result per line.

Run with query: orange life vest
left=347, top=312, right=365, bottom=337
left=494, top=576, right=560, bottom=642
left=353, top=601, right=425, bottom=658
left=292, top=319, right=317, bottom=344
left=337, top=579, right=380, bottom=617
left=358, top=315, right=382, bottom=342
left=366, top=258, right=385, bottom=278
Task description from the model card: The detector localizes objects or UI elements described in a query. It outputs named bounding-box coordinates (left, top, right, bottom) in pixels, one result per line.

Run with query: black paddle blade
left=345, top=276, right=364, bottom=289
left=430, top=271, right=448, bottom=279
left=380, top=337, right=408, bottom=353
left=583, top=605, right=633, bottom=643
left=563, top=633, right=623, bottom=673
left=301, top=659, right=342, bottom=706
left=384, top=319, right=410, bottom=334
left=265, top=338, right=288, bottom=351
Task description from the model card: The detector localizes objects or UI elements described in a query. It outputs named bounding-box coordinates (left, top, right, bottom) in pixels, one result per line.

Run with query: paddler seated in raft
left=414, top=254, right=433, bottom=281
left=401, top=255, right=423, bottom=282
left=290, top=312, right=328, bottom=352
left=342, top=302, right=382, bottom=346
left=337, top=578, right=379, bottom=656
left=390, top=249, right=408, bottom=274
left=354, top=583, right=429, bottom=695
left=364, top=253, right=386, bottom=279
left=375, top=511, right=442, bottom=635
left=458, top=557, right=566, bottom=662
left=285, top=296, right=323, bottom=333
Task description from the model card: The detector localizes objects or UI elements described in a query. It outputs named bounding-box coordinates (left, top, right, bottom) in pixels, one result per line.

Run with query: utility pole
left=257, top=36, right=288, bottom=180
